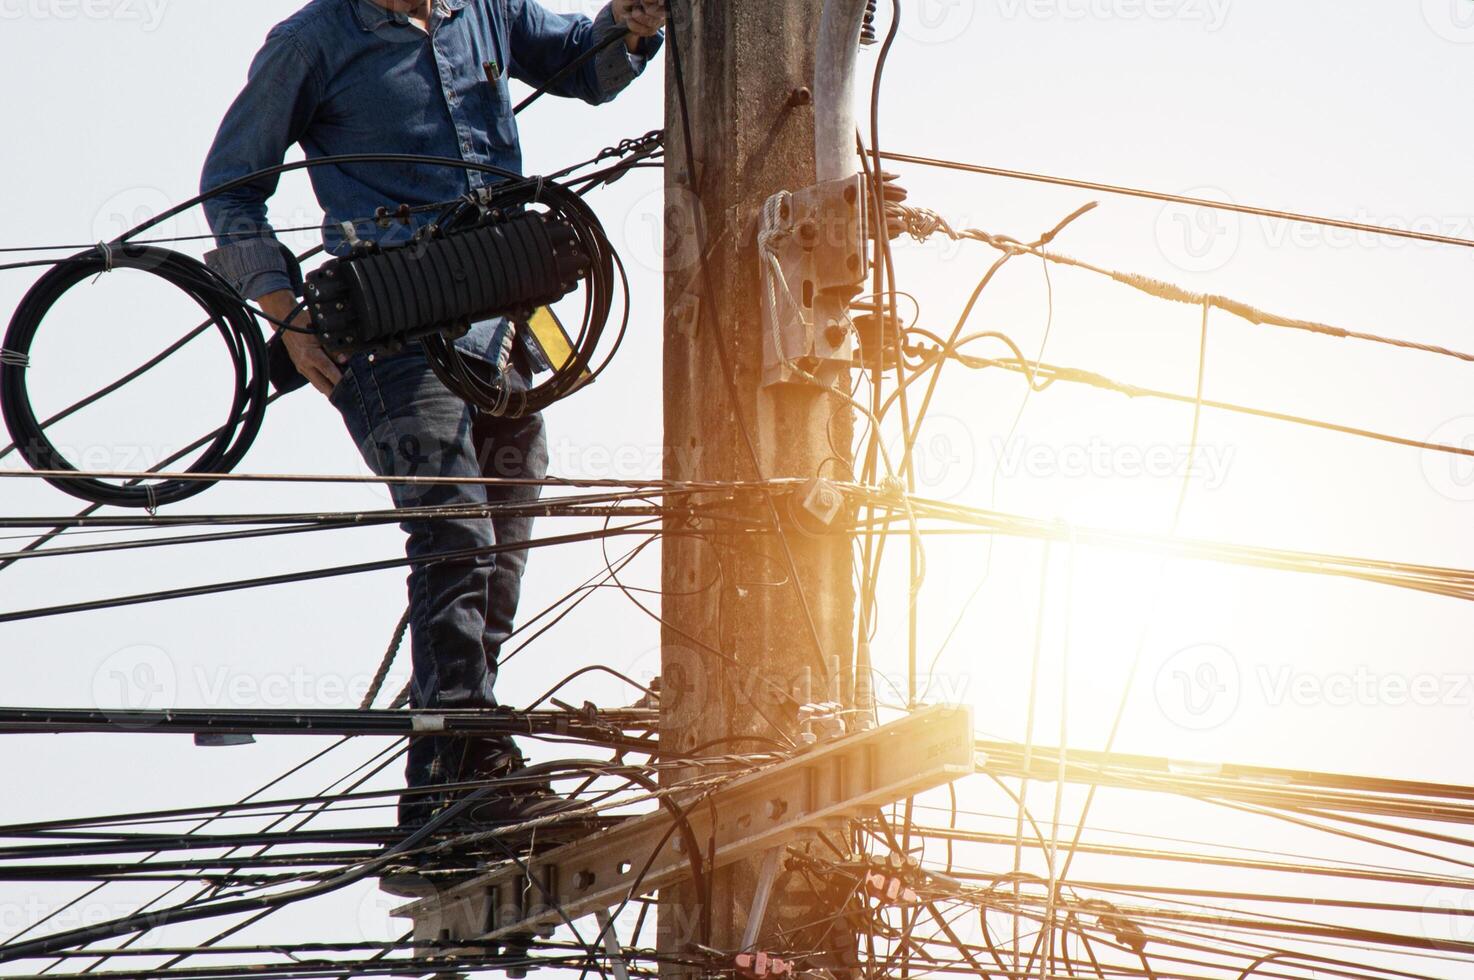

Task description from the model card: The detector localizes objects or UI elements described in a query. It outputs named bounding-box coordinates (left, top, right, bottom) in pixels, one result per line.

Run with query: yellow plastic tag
left=525, top=305, right=589, bottom=378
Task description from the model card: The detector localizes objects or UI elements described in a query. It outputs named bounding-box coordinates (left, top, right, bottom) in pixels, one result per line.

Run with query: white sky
left=3, top=0, right=1474, bottom=973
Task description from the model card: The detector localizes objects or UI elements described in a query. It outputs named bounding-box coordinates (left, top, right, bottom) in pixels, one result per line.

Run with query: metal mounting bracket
left=758, top=174, right=869, bottom=388
left=393, top=705, right=973, bottom=956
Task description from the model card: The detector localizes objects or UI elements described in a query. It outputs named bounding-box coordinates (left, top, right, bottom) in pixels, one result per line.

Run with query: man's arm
left=201, top=25, right=345, bottom=395
left=506, top=0, right=665, bottom=106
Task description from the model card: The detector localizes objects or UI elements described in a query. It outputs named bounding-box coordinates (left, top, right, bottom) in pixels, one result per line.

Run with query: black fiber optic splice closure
left=304, top=211, right=590, bottom=355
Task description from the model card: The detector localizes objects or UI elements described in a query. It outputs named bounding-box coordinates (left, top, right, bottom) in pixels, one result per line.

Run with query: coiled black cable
left=0, top=244, right=268, bottom=509
left=419, top=177, right=622, bottom=418
left=2, top=149, right=633, bottom=507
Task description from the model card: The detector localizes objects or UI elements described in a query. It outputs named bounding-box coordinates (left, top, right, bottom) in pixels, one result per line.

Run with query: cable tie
left=90, top=241, right=115, bottom=284
left=0, top=349, right=28, bottom=368
left=532, top=175, right=546, bottom=204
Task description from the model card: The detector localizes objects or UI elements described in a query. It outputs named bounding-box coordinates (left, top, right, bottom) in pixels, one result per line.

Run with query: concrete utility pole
left=660, top=1, right=868, bottom=975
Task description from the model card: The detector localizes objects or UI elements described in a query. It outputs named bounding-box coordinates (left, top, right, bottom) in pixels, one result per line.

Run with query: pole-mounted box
left=758, top=174, right=870, bottom=387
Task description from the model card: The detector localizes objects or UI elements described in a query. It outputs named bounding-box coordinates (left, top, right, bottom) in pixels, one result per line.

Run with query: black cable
left=0, top=519, right=666, bottom=624
left=513, top=29, right=632, bottom=115
left=2, top=149, right=628, bottom=506
left=1, top=244, right=269, bottom=508
left=0, top=780, right=505, bottom=963
left=413, top=177, right=624, bottom=418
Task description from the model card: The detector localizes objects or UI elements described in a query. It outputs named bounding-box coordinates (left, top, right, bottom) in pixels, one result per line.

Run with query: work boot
left=378, top=792, right=587, bottom=899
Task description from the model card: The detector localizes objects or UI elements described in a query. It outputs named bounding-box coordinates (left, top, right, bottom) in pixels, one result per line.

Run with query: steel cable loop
left=0, top=244, right=268, bottom=508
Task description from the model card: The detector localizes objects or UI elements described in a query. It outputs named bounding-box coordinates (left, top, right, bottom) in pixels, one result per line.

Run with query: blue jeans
left=329, top=344, right=547, bottom=827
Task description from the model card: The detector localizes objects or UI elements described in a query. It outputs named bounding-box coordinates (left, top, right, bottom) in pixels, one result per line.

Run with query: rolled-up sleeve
left=199, top=25, right=321, bottom=300
left=508, top=0, right=662, bottom=106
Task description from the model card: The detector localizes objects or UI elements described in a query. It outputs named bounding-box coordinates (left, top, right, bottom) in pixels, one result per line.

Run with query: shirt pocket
left=481, top=58, right=521, bottom=153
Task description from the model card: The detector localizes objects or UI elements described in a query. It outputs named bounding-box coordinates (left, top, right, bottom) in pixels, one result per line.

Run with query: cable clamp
left=733, top=952, right=793, bottom=979
left=0, top=349, right=29, bottom=368
left=797, top=700, right=844, bottom=745
left=864, top=870, right=919, bottom=905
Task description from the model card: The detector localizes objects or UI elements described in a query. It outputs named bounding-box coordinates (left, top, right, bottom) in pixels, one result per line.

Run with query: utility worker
left=199, top=0, right=665, bottom=864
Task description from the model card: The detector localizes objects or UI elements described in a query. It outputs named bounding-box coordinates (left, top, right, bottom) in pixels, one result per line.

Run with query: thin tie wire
left=90, top=241, right=115, bottom=283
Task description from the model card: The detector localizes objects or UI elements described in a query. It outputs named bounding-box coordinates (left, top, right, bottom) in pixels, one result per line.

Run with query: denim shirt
left=200, top=0, right=660, bottom=367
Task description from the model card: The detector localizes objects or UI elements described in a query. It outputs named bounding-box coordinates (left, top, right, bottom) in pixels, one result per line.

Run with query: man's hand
left=613, top=0, right=665, bottom=49
left=258, top=289, right=347, bottom=397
